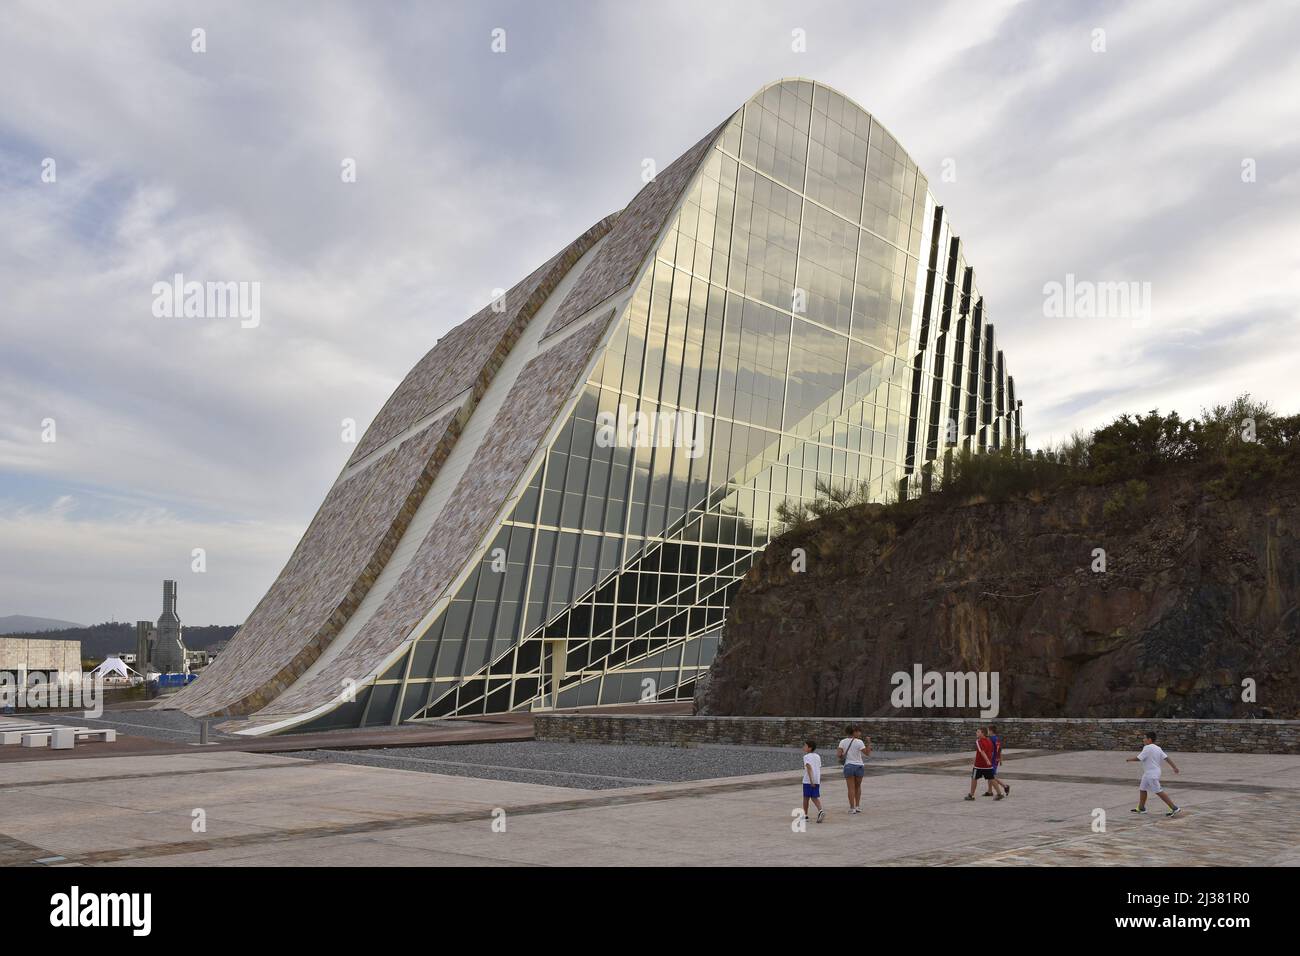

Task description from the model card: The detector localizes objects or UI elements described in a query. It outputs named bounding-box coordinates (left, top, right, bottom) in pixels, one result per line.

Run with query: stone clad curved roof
left=544, top=119, right=728, bottom=337
left=245, top=314, right=615, bottom=727
left=169, top=217, right=617, bottom=719
left=171, top=412, right=462, bottom=717
left=350, top=217, right=616, bottom=463
left=169, top=120, right=727, bottom=728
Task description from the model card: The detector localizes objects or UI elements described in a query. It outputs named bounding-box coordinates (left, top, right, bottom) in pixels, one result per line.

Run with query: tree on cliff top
left=778, top=394, right=1299, bottom=531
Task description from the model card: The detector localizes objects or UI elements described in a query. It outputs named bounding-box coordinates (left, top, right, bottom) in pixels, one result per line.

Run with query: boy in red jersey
left=965, top=726, right=1006, bottom=800
left=984, top=724, right=1011, bottom=798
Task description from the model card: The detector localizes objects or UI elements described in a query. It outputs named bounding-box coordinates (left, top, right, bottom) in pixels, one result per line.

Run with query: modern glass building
left=170, top=79, right=1024, bottom=734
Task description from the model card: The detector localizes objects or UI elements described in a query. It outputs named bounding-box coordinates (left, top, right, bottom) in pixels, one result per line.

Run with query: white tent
left=87, top=656, right=138, bottom=681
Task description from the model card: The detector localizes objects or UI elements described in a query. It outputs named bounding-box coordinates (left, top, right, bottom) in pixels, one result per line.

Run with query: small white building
left=87, top=656, right=140, bottom=685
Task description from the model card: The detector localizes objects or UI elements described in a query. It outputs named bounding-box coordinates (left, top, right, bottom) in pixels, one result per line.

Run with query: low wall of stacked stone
left=533, top=714, right=1300, bottom=754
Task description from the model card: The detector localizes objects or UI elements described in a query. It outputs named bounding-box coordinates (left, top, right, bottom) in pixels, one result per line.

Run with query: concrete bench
left=0, top=719, right=43, bottom=731
left=18, top=728, right=115, bottom=748
left=1, top=726, right=70, bottom=745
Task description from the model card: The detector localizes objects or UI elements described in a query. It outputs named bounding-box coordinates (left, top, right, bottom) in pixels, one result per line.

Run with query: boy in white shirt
left=836, top=725, right=872, bottom=814
left=802, top=740, right=825, bottom=823
left=1126, top=731, right=1181, bottom=816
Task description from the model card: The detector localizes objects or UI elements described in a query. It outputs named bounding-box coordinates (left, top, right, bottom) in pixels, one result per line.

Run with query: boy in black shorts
left=965, top=726, right=1006, bottom=800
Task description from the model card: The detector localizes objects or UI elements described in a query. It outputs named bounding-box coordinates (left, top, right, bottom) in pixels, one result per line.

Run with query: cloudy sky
left=2, top=0, right=1297, bottom=625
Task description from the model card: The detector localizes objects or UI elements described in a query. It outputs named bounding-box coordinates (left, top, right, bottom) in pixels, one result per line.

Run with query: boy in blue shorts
left=802, top=739, right=825, bottom=823
left=983, top=724, right=1011, bottom=797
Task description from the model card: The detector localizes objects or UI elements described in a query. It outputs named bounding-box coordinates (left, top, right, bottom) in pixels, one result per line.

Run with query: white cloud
left=0, top=494, right=299, bottom=625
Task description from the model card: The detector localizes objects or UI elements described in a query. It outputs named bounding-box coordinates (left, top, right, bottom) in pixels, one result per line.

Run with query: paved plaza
left=1, top=745, right=1296, bottom=866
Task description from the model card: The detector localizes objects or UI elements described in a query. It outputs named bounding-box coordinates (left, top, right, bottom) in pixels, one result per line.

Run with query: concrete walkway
left=1, top=748, right=1296, bottom=866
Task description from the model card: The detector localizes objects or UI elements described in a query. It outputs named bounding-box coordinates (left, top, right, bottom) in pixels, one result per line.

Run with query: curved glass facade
left=318, top=80, right=1025, bottom=727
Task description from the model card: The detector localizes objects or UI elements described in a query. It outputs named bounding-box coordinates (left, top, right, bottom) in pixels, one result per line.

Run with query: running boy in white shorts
left=1127, top=731, right=1181, bottom=816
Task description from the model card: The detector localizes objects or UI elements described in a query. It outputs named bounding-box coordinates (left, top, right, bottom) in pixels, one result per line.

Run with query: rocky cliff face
left=700, top=475, right=1300, bottom=719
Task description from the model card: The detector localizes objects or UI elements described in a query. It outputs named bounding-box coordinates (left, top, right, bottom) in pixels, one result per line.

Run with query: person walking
left=984, top=724, right=1010, bottom=798
left=801, top=739, right=826, bottom=823
left=965, top=726, right=1006, bottom=800
left=1127, top=732, right=1181, bottom=816
left=837, top=725, right=872, bottom=814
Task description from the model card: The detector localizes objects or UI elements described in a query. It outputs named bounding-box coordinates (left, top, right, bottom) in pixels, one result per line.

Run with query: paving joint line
left=0, top=831, right=61, bottom=868
left=302, top=749, right=671, bottom=786
left=868, top=764, right=1284, bottom=795
left=31, top=774, right=818, bottom=865
left=0, top=759, right=312, bottom=791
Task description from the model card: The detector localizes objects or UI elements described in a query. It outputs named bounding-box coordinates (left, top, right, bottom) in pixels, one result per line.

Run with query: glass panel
left=785, top=318, right=847, bottom=433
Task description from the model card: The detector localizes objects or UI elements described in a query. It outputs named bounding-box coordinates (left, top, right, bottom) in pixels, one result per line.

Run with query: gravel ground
left=27, top=709, right=933, bottom=791
left=282, top=741, right=933, bottom=790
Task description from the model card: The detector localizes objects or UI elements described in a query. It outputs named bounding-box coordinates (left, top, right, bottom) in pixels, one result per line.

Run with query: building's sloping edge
left=169, top=217, right=616, bottom=719
left=543, top=118, right=731, bottom=338
left=240, top=314, right=617, bottom=729
left=169, top=412, right=461, bottom=717
left=351, top=214, right=619, bottom=463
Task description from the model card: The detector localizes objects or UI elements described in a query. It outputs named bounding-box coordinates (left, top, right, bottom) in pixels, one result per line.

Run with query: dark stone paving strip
left=0, top=832, right=60, bottom=867
left=861, top=750, right=1286, bottom=794
left=303, top=749, right=671, bottom=787
left=900, top=750, right=1056, bottom=770
left=0, top=760, right=311, bottom=791
left=45, top=775, right=811, bottom=865
left=873, top=763, right=1282, bottom=795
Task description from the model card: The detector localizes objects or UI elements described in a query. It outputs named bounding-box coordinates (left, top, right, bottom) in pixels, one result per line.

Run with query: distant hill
left=0, top=621, right=238, bottom=660
left=0, top=614, right=86, bottom=634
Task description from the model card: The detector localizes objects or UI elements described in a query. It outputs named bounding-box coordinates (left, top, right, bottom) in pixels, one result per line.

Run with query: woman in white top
left=836, top=725, right=872, bottom=814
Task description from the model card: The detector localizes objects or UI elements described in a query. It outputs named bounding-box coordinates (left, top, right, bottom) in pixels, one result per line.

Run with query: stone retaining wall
left=534, top=714, right=1300, bottom=754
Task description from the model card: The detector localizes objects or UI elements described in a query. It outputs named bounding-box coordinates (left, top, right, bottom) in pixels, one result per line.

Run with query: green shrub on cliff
left=1102, top=479, right=1151, bottom=519
left=941, top=392, right=1294, bottom=503
left=939, top=443, right=1070, bottom=502
left=779, top=394, right=1297, bottom=534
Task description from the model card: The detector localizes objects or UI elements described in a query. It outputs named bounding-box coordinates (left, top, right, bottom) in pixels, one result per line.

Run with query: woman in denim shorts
left=837, top=725, right=872, bottom=814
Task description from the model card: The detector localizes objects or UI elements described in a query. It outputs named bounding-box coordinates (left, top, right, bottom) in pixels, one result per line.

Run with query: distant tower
left=153, top=580, right=187, bottom=674
left=135, top=620, right=156, bottom=672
